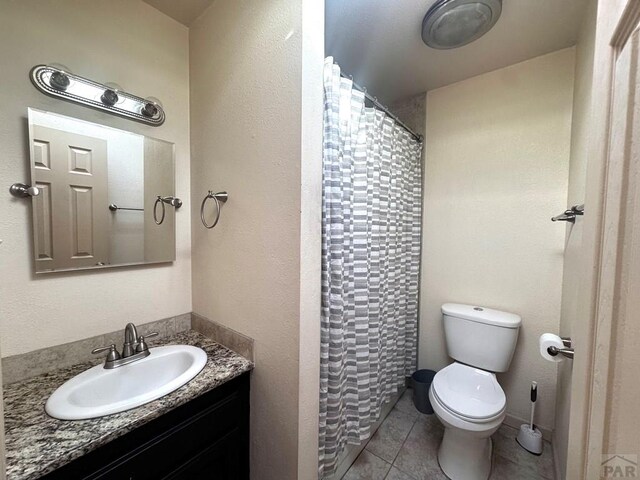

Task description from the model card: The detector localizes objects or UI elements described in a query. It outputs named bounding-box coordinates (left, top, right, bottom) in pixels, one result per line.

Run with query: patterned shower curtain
left=318, top=57, right=423, bottom=477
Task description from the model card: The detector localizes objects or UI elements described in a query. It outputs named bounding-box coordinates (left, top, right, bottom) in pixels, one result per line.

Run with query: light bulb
left=141, top=96, right=163, bottom=118
left=101, top=82, right=124, bottom=106
left=47, top=63, right=72, bottom=91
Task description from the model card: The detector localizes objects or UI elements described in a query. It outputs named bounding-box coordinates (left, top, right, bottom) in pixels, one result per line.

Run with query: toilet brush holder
left=516, top=381, right=543, bottom=455
left=516, top=424, right=543, bottom=455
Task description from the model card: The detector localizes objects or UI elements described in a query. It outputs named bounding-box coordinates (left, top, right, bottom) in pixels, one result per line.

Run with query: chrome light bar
left=30, top=64, right=165, bottom=126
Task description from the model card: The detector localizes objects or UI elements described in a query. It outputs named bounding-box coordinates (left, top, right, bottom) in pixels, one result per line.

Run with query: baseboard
left=503, top=413, right=553, bottom=442
left=552, top=430, right=563, bottom=480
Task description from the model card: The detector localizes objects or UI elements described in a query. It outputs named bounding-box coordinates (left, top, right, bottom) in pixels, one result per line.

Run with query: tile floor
left=342, top=390, right=555, bottom=480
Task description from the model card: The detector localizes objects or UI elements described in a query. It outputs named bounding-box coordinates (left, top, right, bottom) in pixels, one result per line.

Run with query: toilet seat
left=431, top=363, right=506, bottom=422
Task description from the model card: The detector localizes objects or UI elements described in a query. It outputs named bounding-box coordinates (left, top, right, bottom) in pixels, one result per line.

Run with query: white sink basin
left=45, top=345, right=207, bottom=420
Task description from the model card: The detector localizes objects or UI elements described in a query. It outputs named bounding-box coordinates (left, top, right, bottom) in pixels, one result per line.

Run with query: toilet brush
left=516, top=381, right=543, bottom=455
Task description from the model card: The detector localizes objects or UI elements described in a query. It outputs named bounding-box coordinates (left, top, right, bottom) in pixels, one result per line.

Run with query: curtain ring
left=201, top=191, right=222, bottom=229
left=154, top=196, right=166, bottom=225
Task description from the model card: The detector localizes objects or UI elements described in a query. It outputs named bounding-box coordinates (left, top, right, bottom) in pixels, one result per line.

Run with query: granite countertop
left=3, top=330, right=253, bottom=480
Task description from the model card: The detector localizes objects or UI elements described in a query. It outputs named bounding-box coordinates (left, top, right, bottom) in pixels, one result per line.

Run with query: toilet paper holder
left=547, top=337, right=574, bottom=359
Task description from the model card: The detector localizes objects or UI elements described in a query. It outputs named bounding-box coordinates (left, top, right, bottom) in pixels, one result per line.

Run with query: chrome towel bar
left=552, top=204, right=584, bottom=223
left=109, top=204, right=143, bottom=212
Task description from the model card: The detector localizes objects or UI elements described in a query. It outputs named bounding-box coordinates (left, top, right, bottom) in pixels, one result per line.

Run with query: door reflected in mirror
left=28, top=109, right=177, bottom=273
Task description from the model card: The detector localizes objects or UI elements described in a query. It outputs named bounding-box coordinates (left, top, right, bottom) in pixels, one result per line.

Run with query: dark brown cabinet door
left=42, top=373, right=250, bottom=480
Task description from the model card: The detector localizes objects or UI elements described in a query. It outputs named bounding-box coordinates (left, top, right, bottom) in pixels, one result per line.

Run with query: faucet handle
left=91, top=344, right=121, bottom=362
left=135, top=332, right=158, bottom=353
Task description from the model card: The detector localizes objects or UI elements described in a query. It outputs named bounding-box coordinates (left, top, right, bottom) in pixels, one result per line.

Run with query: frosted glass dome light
left=422, top=0, right=502, bottom=49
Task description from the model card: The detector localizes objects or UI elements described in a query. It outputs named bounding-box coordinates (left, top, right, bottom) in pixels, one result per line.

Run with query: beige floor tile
left=343, top=450, right=392, bottom=480
left=366, top=408, right=417, bottom=463
left=414, top=412, right=444, bottom=432
left=393, top=420, right=447, bottom=480
left=393, top=389, right=420, bottom=419
left=491, top=453, right=543, bottom=480
left=342, top=401, right=555, bottom=480
left=385, top=466, right=416, bottom=480
left=493, top=425, right=554, bottom=479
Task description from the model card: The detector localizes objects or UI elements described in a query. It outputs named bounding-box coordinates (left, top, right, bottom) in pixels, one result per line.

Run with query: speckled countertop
left=3, top=330, right=253, bottom=480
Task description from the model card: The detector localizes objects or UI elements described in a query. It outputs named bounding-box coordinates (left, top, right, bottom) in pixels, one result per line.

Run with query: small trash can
left=411, top=369, right=436, bottom=414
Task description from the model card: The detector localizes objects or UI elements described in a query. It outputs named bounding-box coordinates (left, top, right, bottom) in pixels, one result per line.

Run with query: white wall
left=298, top=0, right=324, bottom=477
left=390, top=94, right=427, bottom=142
left=555, top=1, right=597, bottom=476
left=419, top=48, right=575, bottom=432
left=189, top=1, right=322, bottom=478
left=0, top=0, right=192, bottom=357
left=0, top=343, right=4, bottom=480
left=143, top=137, right=176, bottom=263
left=108, top=135, right=144, bottom=266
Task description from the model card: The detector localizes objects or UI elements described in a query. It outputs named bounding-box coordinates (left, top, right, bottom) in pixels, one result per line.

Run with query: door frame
left=567, top=1, right=640, bottom=478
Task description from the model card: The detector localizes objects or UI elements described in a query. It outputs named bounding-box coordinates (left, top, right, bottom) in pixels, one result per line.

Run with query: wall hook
left=551, top=204, right=584, bottom=223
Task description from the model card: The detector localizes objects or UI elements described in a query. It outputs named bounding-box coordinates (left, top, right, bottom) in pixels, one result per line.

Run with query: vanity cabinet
left=42, top=372, right=250, bottom=480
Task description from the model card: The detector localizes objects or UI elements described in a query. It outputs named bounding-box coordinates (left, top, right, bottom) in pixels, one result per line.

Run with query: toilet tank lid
left=442, top=303, right=521, bottom=328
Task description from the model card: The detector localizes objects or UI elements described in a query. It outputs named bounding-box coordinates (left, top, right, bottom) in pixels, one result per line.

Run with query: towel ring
left=201, top=191, right=228, bottom=229
left=154, top=196, right=166, bottom=225
left=153, top=195, right=183, bottom=225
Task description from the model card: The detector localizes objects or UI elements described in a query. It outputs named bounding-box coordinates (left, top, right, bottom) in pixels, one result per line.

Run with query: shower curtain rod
left=339, top=71, right=423, bottom=143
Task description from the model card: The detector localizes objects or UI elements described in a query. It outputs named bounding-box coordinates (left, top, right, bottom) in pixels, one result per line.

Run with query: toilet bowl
left=431, top=303, right=521, bottom=480
left=429, top=362, right=506, bottom=480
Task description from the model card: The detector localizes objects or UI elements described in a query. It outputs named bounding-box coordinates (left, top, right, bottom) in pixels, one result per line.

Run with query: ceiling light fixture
left=422, top=0, right=502, bottom=49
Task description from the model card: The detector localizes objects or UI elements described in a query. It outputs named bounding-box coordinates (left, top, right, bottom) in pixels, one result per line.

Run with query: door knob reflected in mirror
left=9, top=183, right=40, bottom=198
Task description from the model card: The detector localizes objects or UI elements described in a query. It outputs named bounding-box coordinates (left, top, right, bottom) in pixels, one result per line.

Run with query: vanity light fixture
left=30, top=64, right=166, bottom=126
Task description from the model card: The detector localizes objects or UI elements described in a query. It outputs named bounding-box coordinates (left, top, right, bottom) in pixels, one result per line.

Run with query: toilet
left=429, top=303, right=521, bottom=480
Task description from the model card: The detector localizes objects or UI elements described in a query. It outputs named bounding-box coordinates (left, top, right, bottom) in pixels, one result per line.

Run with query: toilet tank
left=442, top=303, right=521, bottom=372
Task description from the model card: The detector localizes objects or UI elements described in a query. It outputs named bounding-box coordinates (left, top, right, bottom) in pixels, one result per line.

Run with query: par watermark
left=602, top=455, right=638, bottom=478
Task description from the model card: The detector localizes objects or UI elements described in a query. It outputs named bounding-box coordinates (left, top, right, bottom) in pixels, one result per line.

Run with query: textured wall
left=297, top=0, right=324, bottom=476
left=189, top=1, right=312, bottom=478
left=0, top=340, right=4, bottom=480
left=420, top=48, right=575, bottom=432
left=0, top=0, right=192, bottom=357
left=555, top=1, right=597, bottom=476
left=390, top=93, right=427, bottom=142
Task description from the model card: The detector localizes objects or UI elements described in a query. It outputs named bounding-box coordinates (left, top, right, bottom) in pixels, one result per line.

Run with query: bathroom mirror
left=27, top=109, right=177, bottom=273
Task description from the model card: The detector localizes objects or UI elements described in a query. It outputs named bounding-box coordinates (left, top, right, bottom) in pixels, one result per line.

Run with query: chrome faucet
left=91, top=323, right=158, bottom=369
left=122, top=323, right=139, bottom=358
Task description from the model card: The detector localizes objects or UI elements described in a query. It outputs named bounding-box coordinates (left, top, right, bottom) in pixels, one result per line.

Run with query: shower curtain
left=318, top=57, right=423, bottom=476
